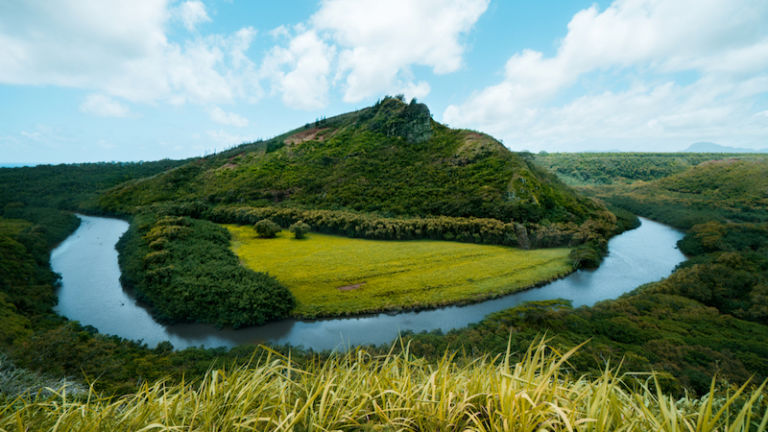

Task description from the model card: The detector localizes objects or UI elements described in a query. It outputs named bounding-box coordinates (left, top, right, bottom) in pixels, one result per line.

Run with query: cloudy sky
left=1, top=0, right=767, bottom=163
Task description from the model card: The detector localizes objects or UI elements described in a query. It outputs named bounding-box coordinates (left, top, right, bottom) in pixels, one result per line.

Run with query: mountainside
left=100, top=97, right=601, bottom=226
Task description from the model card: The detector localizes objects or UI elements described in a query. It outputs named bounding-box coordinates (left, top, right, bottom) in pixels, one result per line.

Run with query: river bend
left=52, top=215, right=685, bottom=351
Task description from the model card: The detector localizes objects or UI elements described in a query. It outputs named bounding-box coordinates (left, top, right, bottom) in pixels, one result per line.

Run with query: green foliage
left=195, top=205, right=619, bottom=250
left=535, top=152, right=768, bottom=186
left=288, top=220, right=310, bottom=239
left=100, top=99, right=604, bottom=231
left=254, top=219, right=281, bottom=238
left=118, top=213, right=295, bottom=327
left=0, top=160, right=186, bottom=212
left=590, top=159, right=768, bottom=230
left=0, top=208, right=79, bottom=318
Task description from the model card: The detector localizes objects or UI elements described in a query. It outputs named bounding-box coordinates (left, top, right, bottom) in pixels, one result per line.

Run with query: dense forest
left=587, top=159, right=768, bottom=229
left=118, top=213, right=294, bottom=327
left=0, top=160, right=186, bottom=212
left=535, top=152, right=768, bottom=185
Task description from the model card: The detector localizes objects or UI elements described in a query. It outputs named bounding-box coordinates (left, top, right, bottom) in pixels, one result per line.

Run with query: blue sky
left=1, top=0, right=767, bottom=164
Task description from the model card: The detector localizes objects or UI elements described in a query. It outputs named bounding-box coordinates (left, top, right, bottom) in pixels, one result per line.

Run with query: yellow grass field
left=226, top=225, right=572, bottom=317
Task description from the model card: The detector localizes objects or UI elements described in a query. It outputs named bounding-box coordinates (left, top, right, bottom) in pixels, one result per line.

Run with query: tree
left=289, top=221, right=311, bottom=239
left=254, top=219, right=281, bottom=238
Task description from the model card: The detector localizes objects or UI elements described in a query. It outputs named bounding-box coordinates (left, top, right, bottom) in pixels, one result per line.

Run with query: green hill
left=534, top=152, right=768, bottom=186
left=100, top=97, right=602, bottom=226
left=593, top=159, right=768, bottom=229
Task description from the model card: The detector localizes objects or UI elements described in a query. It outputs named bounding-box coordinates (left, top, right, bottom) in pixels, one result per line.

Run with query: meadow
left=227, top=225, right=572, bottom=318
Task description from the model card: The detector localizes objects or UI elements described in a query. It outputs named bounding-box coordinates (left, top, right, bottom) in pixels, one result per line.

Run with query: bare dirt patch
left=337, top=282, right=366, bottom=291
left=285, top=128, right=329, bottom=145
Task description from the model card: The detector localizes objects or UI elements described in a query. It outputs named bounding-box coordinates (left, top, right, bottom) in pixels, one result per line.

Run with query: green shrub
left=289, top=221, right=310, bottom=239
left=254, top=219, right=281, bottom=238
left=118, top=213, right=295, bottom=327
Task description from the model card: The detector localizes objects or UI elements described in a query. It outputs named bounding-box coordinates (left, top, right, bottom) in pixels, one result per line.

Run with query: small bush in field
left=289, top=221, right=311, bottom=239
left=254, top=219, right=281, bottom=238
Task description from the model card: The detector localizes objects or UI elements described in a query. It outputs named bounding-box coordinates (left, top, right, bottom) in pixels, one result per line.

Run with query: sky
left=1, top=0, right=767, bottom=164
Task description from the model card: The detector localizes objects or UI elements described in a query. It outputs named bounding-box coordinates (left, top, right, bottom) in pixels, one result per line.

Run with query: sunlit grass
left=226, top=225, right=572, bottom=317
left=2, top=339, right=766, bottom=431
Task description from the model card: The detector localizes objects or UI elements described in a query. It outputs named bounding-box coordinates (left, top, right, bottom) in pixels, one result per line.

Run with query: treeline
left=0, top=160, right=187, bottom=212
left=141, top=202, right=629, bottom=265
left=534, top=152, right=768, bottom=186
left=117, top=213, right=295, bottom=328
left=0, top=207, right=79, bottom=325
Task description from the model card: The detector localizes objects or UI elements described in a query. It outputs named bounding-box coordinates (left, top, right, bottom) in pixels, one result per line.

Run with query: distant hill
left=101, top=96, right=604, bottom=226
left=534, top=152, right=768, bottom=186
left=683, top=142, right=768, bottom=153
left=596, top=159, right=768, bottom=229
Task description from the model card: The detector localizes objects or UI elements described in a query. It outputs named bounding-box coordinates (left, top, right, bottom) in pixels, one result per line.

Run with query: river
left=51, top=215, right=685, bottom=351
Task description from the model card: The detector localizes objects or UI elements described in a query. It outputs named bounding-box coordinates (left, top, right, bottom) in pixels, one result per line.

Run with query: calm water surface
left=52, top=215, right=685, bottom=351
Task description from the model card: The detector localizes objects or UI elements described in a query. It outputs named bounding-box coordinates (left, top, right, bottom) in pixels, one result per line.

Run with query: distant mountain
left=683, top=142, right=768, bottom=153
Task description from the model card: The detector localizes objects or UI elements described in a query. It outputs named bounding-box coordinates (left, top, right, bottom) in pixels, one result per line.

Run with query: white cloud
left=178, top=0, right=211, bottom=31
left=261, top=30, right=335, bottom=110
left=313, top=0, right=488, bottom=102
left=80, top=94, right=130, bottom=117
left=269, top=25, right=290, bottom=39
left=261, top=0, right=488, bottom=108
left=206, top=129, right=253, bottom=147
left=444, top=0, right=768, bottom=151
left=0, top=0, right=261, bottom=106
left=209, top=106, right=248, bottom=127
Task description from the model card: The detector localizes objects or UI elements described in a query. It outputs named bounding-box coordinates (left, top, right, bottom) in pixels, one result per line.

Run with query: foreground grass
left=2, top=340, right=767, bottom=431
left=226, top=226, right=572, bottom=317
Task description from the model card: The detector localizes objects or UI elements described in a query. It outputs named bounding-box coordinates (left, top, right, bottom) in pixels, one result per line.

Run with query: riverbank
left=52, top=215, right=684, bottom=351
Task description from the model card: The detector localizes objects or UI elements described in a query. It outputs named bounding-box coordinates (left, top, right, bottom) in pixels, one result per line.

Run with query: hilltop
left=100, top=97, right=603, bottom=227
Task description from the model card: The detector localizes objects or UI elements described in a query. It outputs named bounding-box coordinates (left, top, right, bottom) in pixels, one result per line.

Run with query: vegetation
left=288, top=220, right=310, bottom=239
left=424, top=155, right=768, bottom=394
left=581, top=159, right=768, bottom=230
left=208, top=204, right=629, bottom=249
left=254, top=218, right=281, bottom=238
left=0, top=160, right=186, bottom=212
left=3, top=100, right=768, bottom=426
left=117, top=213, right=295, bottom=327
left=227, top=226, right=573, bottom=317
left=535, top=152, right=768, bottom=186
left=3, top=340, right=767, bottom=431
left=100, top=97, right=606, bottom=231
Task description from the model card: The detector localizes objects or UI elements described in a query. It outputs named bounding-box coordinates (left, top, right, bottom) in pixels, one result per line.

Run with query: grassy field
left=226, top=225, right=572, bottom=317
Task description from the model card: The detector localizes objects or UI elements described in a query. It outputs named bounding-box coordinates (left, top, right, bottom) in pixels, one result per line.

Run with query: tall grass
left=0, top=354, right=85, bottom=400
left=1, top=339, right=766, bottom=431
